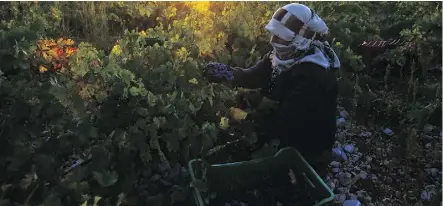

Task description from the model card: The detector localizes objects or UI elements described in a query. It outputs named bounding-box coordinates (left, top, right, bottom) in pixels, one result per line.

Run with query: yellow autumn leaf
left=78, top=195, right=101, bottom=206
left=188, top=78, right=198, bottom=85
left=230, top=107, right=248, bottom=121
left=65, top=47, right=77, bottom=57
left=56, top=37, right=64, bottom=45
left=139, top=30, right=147, bottom=37
left=93, top=196, right=102, bottom=206
left=217, top=32, right=224, bottom=40
left=42, top=52, right=52, bottom=61
left=65, top=39, right=75, bottom=46
left=45, top=39, right=57, bottom=47
left=47, top=48, right=60, bottom=59
left=219, top=116, right=229, bottom=130
left=39, top=65, right=48, bottom=73
left=37, top=42, right=50, bottom=51
left=111, top=45, right=122, bottom=56
left=175, top=47, right=188, bottom=61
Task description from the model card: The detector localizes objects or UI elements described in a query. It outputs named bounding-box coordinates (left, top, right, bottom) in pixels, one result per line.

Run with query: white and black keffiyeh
left=265, top=3, right=341, bottom=76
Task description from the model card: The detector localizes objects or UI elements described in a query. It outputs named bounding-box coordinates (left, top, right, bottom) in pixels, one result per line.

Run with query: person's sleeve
left=230, top=52, right=273, bottom=89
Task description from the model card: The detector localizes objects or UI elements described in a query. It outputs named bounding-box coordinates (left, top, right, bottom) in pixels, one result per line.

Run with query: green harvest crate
left=188, top=147, right=335, bottom=206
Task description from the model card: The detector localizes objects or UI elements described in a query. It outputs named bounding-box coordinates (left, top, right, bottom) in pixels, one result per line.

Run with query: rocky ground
left=327, top=110, right=442, bottom=206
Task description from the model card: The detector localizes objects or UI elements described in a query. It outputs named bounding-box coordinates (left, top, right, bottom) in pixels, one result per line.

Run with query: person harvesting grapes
left=204, top=3, right=340, bottom=175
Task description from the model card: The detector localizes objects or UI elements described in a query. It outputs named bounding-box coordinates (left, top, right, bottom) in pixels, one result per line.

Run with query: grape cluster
left=207, top=62, right=234, bottom=81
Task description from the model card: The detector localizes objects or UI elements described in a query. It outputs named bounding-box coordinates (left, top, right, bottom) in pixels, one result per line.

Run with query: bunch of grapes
left=207, top=62, right=234, bottom=81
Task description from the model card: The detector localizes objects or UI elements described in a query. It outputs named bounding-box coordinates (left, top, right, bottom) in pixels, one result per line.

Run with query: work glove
left=235, top=90, right=264, bottom=110
left=236, top=90, right=279, bottom=112
left=203, top=62, right=234, bottom=83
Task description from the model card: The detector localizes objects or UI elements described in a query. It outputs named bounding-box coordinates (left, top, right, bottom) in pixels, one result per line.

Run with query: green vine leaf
left=93, top=170, right=119, bottom=188
left=136, top=107, right=149, bottom=117
left=147, top=91, right=157, bottom=107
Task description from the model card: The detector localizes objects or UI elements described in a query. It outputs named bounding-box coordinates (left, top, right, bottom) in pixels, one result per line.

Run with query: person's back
left=262, top=61, right=338, bottom=171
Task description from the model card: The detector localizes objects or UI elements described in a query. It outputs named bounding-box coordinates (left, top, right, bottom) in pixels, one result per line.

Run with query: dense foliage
left=0, top=2, right=441, bottom=206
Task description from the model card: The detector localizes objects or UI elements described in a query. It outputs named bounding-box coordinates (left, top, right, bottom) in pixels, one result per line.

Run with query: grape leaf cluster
left=207, top=62, right=234, bottom=81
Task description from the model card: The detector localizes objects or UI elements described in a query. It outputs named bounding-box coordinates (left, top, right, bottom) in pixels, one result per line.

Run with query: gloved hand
left=204, top=62, right=234, bottom=83
left=235, top=90, right=264, bottom=110
left=235, top=90, right=278, bottom=111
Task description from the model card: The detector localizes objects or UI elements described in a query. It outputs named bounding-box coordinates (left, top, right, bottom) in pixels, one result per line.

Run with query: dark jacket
left=230, top=52, right=338, bottom=159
